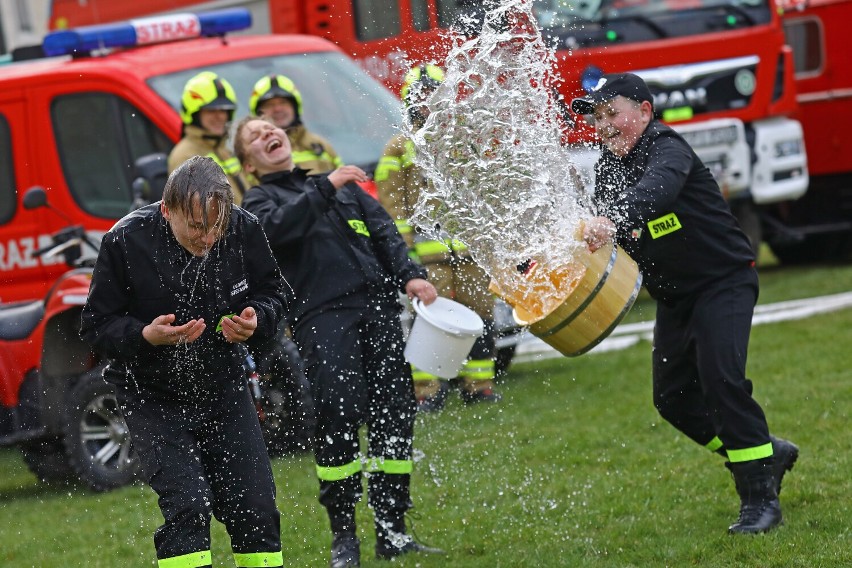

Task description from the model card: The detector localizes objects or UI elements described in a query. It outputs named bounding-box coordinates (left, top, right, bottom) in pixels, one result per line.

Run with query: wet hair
left=162, top=155, right=233, bottom=233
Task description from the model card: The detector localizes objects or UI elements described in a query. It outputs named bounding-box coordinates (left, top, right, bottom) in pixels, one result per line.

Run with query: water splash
left=407, top=0, right=591, bottom=316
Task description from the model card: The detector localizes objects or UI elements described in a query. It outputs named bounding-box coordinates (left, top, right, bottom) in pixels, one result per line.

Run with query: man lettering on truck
left=573, top=73, right=799, bottom=534
left=80, top=156, right=286, bottom=568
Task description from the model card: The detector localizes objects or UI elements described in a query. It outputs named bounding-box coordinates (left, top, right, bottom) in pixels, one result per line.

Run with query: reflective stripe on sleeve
left=413, top=239, right=451, bottom=257
left=374, top=155, right=402, bottom=181
left=402, top=139, right=416, bottom=168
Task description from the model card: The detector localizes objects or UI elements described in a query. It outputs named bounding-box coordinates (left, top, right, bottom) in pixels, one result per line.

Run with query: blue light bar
left=42, top=8, right=252, bottom=57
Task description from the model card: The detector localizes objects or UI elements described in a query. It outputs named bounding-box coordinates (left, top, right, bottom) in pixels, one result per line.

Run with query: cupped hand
left=142, top=314, right=206, bottom=346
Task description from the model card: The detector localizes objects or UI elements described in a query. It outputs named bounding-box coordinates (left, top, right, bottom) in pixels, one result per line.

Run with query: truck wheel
left=769, top=233, right=850, bottom=265
left=20, top=440, right=74, bottom=485
left=62, top=369, right=140, bottom=492
left=495, top=345, right=517, bottom=379
left=730, top=201, right=762, bottom=256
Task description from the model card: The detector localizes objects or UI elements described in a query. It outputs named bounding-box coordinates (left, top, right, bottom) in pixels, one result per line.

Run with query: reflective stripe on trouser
left=411, top=366, right=442, bottom=399
left=121, top=377, right=282, bottom=564
left=234, top=551, right=285, bottom=568
left=293, top=302, right=415, bottom=513
left=460, top=358, right=495, bottom=392
left=652, top=268, right=771, bottom=453
left=159, top=551, right=211, bottom=568
left=704, top=435, right=773, bottom=462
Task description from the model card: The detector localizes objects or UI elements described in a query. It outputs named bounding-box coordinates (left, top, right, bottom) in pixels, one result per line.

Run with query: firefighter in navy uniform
left=169, top=71, right=250, bottom=204
left=375, top=64, right=501, bottom=410
left=80, top=157, right=286, bottom=568
left=250, top=73, right=343, bottom=175
left=235, top=117, right=443, bottom=567
left=572, top=73, right=799, bottom=534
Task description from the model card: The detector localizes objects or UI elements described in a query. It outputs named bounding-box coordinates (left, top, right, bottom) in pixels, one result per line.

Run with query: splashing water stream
left=407, top=0, right=592, bottom=318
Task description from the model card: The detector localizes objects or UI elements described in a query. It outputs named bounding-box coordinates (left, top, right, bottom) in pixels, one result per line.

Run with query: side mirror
left=133, top=153, right=169, bottom=204
left=129, top=177, right=151, bottom=212
left=22, top=186, right=48, bottom=210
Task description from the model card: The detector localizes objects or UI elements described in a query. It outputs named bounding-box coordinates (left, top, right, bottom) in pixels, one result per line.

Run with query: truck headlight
left=774, top=139, right=803, bottom=158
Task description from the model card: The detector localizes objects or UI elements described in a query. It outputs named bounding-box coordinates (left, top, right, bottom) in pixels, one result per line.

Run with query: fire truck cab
left=0, top=8, right=401, bottom=304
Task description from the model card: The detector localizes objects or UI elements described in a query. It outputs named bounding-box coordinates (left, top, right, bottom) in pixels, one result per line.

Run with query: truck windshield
left=532, top=0, right=772, bottom=45
left=147, top=51, right=403, bottom=169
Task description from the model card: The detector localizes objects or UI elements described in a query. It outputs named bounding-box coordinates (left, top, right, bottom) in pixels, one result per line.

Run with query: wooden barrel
left=512, top=243, right=642, bottom=357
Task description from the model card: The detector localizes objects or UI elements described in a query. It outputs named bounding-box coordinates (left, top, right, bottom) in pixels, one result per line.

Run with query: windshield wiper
left=598, top=14, right=668, bottom=39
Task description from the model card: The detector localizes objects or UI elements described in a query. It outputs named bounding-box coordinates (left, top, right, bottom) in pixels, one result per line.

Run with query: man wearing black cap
left=572, top=73, right=799, bottom=534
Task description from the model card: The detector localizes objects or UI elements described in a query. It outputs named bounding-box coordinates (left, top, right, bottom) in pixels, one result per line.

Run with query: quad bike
left=0, top=186, right=139, bottom=491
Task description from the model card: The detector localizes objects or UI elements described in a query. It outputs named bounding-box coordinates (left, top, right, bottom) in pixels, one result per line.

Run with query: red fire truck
left=0, top=8, right=401, bottom=489
left=49, top=0, right=852, bottom=262
left=777, top=0, right=852, bottom=262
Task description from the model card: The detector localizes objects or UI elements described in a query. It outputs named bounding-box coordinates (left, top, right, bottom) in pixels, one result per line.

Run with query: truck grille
left=636, top=56, right=760, bottom=118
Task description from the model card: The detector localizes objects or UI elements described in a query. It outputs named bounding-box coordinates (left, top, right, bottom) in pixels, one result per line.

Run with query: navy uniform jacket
left=80, top=203, right=285, bottom=398
left=241, top=168, right=427, bottom=326
left=593, top=120, right=754, bottom=303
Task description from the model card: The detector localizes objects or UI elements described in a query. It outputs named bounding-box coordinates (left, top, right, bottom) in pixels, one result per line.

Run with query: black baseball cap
left=571, top=73, right=654, bottom=115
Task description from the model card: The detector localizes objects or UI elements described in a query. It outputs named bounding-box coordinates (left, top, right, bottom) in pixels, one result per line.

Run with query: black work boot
left=727, top=458, right=783, bottom=534
left=330, top=533, right=360, bottom=568
left=374, top=512, right=445, bottom=560
left=328, top=507, right=360, bottom=568
left=769, top=435, right=799, bottom=495
left=417, top=380, right=450, bottom=413
left=460, top=386, right=502, bottom=405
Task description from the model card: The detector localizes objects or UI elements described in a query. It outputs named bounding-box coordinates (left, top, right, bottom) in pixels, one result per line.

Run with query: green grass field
left=1, top=258, right=850, bottom=567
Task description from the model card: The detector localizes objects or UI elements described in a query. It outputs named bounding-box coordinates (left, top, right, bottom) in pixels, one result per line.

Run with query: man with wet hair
left=235, top=116, right=443, bottom=568
left=573, top=73, right=799, bottom=535
left=81, top=155, right=286, bottom=568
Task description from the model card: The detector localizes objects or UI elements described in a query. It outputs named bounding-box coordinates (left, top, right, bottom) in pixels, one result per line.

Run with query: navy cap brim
left=571, top=91, right=613, bottom=115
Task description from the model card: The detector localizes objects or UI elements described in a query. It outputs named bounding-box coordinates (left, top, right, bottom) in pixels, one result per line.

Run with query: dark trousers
left=652, top=267, right=770, bottom=453
left=294, top=304, right=416, bottom=517
left=118, top=378, right=281, bottom=561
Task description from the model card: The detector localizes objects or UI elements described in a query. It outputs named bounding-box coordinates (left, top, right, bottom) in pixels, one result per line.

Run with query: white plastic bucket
left=404, top=297, right=484, bottom=379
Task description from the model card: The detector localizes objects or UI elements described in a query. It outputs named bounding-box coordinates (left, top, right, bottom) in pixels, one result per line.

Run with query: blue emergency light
left=42, top=8, right=252, bottom=57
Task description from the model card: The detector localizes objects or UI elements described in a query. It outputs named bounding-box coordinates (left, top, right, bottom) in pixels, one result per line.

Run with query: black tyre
left=730, top=200, right=762, bottom=257
left=16, top=372, right=75, bottom=484
left=494, top=345, right=517, bottom=379
left=62, top=368, right=140, bottom=491
left=255, top=336, right=315, bottom=457
left=20, top=439, right=74, bottom=485
left=769, top=232, right=852, bottom=265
